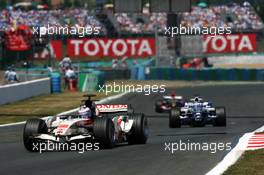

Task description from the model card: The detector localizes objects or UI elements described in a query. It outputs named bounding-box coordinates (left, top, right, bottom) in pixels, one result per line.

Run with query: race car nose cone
left=196, top=114, right=201, bottom=118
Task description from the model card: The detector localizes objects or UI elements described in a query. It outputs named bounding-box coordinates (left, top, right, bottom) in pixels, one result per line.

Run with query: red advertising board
left=67, top=38, right=156, bottom=58
left=204, top=34, right=256, bottom=53
left=50, top=40, right=62, bottom=60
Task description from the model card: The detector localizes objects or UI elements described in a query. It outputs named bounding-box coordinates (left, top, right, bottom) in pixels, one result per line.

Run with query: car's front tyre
left=169, top=109, right=181, bottom=128
left=155, top=100, right=163, bottom=113
left=213, top=107, right=226, bottom=127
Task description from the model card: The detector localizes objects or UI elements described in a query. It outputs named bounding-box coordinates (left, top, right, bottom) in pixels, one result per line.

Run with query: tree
left=0, top=1, right=7, bottom=9
left=73, top=0, right=82, bottom=7
left=41, top=0, right=51, bottom=6
left=64, top=0, right=72, bottom=8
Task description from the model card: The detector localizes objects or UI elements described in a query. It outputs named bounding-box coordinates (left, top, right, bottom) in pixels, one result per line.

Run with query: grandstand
left=112, top=3, right=263, bottom=34
left=0, top=2, right=262, bottom=34
left=181, top=3, right=264, bottom=31
left=0, top=8, right=107, bottom=33
left=0, top=1, right=263, bottom=77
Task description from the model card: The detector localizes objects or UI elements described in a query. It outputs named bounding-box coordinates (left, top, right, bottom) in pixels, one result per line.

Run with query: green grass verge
left=0, top=91, right=111, bottom=124
left=223, top=149, right=264, bottom=175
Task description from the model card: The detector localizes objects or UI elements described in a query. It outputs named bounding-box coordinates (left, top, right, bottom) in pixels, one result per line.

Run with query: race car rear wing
left=96, top=104, right=128, bottom=113
left=163, top=96, right=183, bottom=100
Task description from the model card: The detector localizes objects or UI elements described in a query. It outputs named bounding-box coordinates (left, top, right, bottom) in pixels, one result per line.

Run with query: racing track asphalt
left=0, top=84, right=264, bottom=175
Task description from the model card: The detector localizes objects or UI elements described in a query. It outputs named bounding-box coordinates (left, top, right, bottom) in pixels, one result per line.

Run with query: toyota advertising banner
left=67, top=38, right=156, bottom=59
left=49, top=34, right=256, bottom=61
left=204, top=34, right=257, bottom=54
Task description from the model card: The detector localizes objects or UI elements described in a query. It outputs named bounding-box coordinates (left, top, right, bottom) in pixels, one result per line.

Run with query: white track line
left=0, top=92, right=128, bottom=128
left=206, top=124, right=264, bottom=175
left=0, top=78, right=50, bottom=89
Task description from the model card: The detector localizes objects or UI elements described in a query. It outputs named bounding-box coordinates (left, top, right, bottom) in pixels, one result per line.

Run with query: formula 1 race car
left=169, top=96, right=226, bottom=128
left=155, top=93, right=185, bottom=113
left=23, top=94, right=148, bottom=152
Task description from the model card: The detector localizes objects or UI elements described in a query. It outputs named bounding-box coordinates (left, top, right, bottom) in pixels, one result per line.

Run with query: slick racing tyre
left=155, top=100, right=163, bottom=113
left=127, top=105, right=134, bottom=114
left=127, top=113, right=148, bottom=144
left=169, top=109, right=181, bottom=128
left=94, top=117, right=115, bottom=149
left=23, top=118, right=48, bottom=152
left=213, top=107, right=226, bottom=127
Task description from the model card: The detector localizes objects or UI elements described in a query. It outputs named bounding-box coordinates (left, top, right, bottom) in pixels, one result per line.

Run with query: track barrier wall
left=101, top=69, right=131, bottom=80
left=0, top=78, right=51, bottom=105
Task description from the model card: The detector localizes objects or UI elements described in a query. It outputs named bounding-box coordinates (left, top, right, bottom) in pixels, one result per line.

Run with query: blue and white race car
left=169, top=96, right=226, bottom=128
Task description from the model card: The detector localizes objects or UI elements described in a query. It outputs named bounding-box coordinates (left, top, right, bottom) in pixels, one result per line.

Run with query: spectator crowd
left=181, top=2, right=264, bottom=31
left=0, top=2, right=262, bottom=35
left=115, top=2, right=263, bottom=33
left=0, top=8, right=106, bottom=34
left=115, top=12, right=167, bottom=33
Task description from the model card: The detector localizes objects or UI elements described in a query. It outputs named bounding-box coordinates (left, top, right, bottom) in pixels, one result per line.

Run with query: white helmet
left=78, top=106, right=92, bottom=119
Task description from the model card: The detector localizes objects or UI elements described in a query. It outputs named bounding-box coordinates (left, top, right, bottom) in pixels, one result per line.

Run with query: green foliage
left=64, top=0, right=72, bottom=8
left=41, top=0, right=51, bottom=6
left=73, top=0, right=81, bottom=7
left=0, top=1, right=6, bottom=9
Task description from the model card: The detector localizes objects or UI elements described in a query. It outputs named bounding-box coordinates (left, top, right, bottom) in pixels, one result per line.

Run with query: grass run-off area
left=223, top=149, right=264, bottom=175
left=0, top=91, right=110, bottom=124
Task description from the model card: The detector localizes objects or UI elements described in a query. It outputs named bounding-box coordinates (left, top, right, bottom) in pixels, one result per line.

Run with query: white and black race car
left=169, top=96, right=226, bottom=128
left=23, top=95, right=148, bottom=152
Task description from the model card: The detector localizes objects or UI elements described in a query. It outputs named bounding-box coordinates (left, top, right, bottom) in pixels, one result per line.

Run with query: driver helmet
left=78, top=105, right=92, bottom=119
left=194, top=97, right=200, bottom=102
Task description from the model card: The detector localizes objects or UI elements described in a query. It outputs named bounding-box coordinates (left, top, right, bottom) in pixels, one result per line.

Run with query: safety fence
left=77, top=66, right=264, bottom=93
left=131, top=67, right=264, bottom=81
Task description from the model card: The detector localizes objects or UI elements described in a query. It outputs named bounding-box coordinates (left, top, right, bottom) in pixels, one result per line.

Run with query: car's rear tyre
left=127, top=113, right=148, bottom=144
left=169, top=109, right=181, bottom=128
left=127, top=105, right=134, bottom=114
left=93, top=117, right=115, bottom=149
left=155, top=100, right=163, bottom=113
left=23, top=118, right=48, bottom=152
left=213, top=107, right=226, bottom=127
